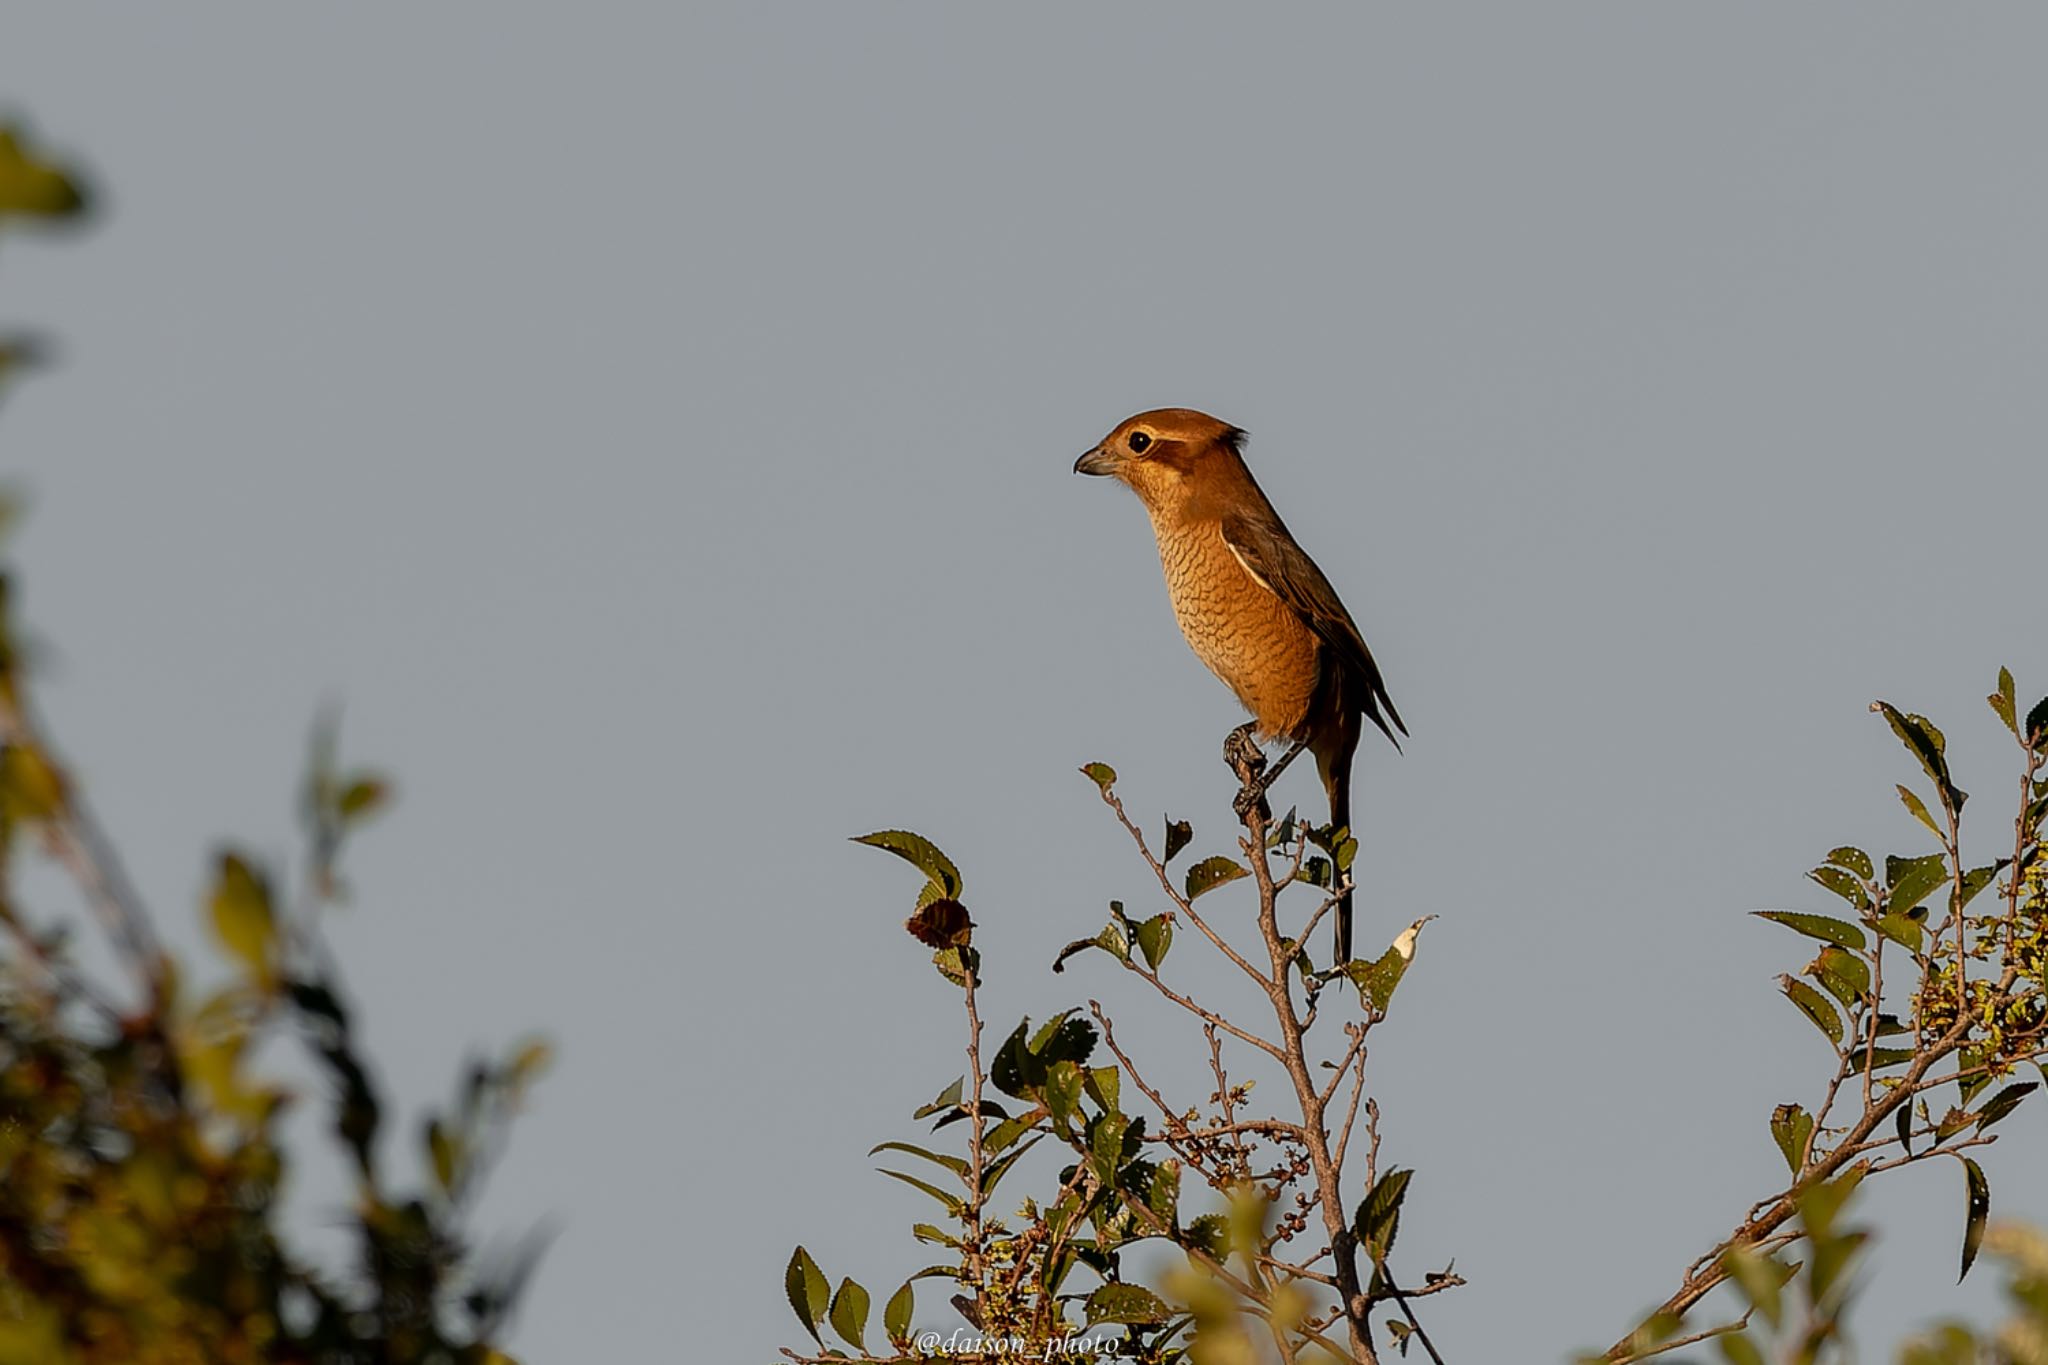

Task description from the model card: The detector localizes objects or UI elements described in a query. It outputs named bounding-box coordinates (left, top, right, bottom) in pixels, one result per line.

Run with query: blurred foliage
left=0, top=114, right=544, bottom=1364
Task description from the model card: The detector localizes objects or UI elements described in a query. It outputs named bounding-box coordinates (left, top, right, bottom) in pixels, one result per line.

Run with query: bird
left=1074, top=407, right=1404, bottom=963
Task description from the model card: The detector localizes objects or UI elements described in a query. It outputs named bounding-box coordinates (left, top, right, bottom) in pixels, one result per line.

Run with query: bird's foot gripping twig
left=1226, top=725, right=1309, bottom=826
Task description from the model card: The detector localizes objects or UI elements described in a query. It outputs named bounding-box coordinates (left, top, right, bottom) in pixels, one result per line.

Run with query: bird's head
left=1074, top=408, right=1248, bottom=515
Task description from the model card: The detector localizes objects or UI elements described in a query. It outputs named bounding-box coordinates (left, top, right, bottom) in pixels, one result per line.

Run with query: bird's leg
left=1226, top=726, right=1311, bottom=825
left=1224, top=722, right=1269, bottom=822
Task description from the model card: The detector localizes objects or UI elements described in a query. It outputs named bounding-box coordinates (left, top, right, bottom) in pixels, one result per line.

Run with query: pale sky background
left=5, top=8, right=2047, bottom=1361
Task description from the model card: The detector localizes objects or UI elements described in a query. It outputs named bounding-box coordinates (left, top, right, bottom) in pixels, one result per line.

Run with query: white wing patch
left=1224, top=537, right=1275, bottom=595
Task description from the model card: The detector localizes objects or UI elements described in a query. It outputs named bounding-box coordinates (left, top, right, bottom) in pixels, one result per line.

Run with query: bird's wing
left=1220, top=506, right=1407, bottom=744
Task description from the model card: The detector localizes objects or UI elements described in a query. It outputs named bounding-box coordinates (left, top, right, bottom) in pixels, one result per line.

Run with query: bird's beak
left=1074, top=447, right=1119, bottom=477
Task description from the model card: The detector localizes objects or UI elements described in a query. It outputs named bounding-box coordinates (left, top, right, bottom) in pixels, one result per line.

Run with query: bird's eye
left=1127, top=431, right=1152, bottom=454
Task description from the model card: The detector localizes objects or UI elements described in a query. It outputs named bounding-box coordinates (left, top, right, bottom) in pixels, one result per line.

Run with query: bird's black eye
left=1127, top=431, right=1152, bottom=454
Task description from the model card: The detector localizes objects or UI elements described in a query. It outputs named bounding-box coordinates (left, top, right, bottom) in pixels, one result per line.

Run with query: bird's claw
left=1224, top=722, right=1273, bottom=825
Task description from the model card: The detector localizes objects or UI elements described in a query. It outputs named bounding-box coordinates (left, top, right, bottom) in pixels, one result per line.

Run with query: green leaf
left=785, top=1247, right=830, bottom=1347
left=1960, top=1157, right=1989, bottom=1281
left=0, top=124, right=89, bottom=219
left=868, top=1142, right=968, bottom=1177
left=910, top=1223, right=958, bottom=1248
left=983, top=1114, right=1035, bottom=1155
left=1045, top=1060, right=1084, bottom=1130
left=1807, top=865, right=1871, bottom=910
left=829, top=1278, right=870, bottom=1352
left=1876, top=912, right=1924, bottom=953
left=1084, top=1283, right=1168, bottom=1326
left=1136, top=914, right=1173, bottom=970
left=1080, top=762, right=1117, bottom=792
left=1897, top=784, right=1942, bottom=837
left=1090, top=1112, right=1130, bottom=1183
left=1184, top=1214, right=1229, bottom=1258
left=913, top=1077, right=964, bottom=1121
left=1721, top=1245, right=1789, bottom=1331
left=1781, top=976, right=1845, bottom=1047
left=884, top=1281, right=915, bottom=1344
left=1717, top=1333, right=1766, bottom=1365
left=1754, top=910, right=1865, bottom=951
left=856, top=826, right=966, bottom=900
left=1345, top=944, right=1410, bottom=1014
left=1873, top=701, right=1967, bottom=818
left=1990, top=668, right=2019, bottom=737
left=337, top=776, right=391, bottom=823
left=1887, top=853, right=1950, bottom=915
left=1084, top=1065, right=1120, bottom=1115
left=1163, top=818, right=1192, bottom=863
left=1825, top=846, right=1875, bottom=881
left=983, top=1135, right=1043, bottom=1197
left=1813, top=946, right=1871, bottom=1009
left=851, top=829, right=962, bottom=898
left=1301, top=855, right=1332, bottom=888
left=1354, top=1167, right=1413, bottom=1265
left=1953, top=862, right=2004, bottom=914
left=1185, top=855, right=1248, bottom=900
left=877, top=1168, right=964, bottom=1216
left=209, top=852, right=277, bottom=979
left=1973, top=1082, right=2036, bottom=1134
left=1769, top=1103, right=1814, bottom=1174
left=1052, top=924, right=1129, bottom=974
left=1853, top=1046, right=1916, bottom=1073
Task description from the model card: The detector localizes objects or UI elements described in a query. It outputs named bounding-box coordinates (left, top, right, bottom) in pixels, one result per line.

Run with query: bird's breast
left=1148, top=516, right=1322, bottom=740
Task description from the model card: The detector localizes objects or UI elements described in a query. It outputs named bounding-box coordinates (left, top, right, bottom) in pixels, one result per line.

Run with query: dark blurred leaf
left=1781, top=976, right=1844, bottom=1047
left=905, top=897, right=973, bottom=949
left=337, top=776, right=391, bottom=823
left=1755, top=910, right=1864, bottom=951
left=1721, top=1245, right=1790, bottom=1331
left=209, top=853, right=276, bottom=979
left=785, top=1247, right=830, bottom=1347
left=1029, top=1012, right=1096, bottom=1066
left=852, top=829, right=962, bottom=898
left=1769, top=1104, right=1814, bottom=1174
left=1080, top=762, right=1117, bottom=792
left=1184, top=856, right=1247, bottom=900
left=1162, top=818, right=1192, bottom=863
left=0, top=124, right=89, bottom=219
left=829, top=1277, right=870, bottom=1352
left=1184, top=1214, right=1229, bottom=1258
left=1960, top=1158, right=1989, bottom=1281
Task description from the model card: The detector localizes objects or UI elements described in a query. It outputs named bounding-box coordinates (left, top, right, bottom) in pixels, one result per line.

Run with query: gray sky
left=6, top=7, right=2047, bottom=1360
